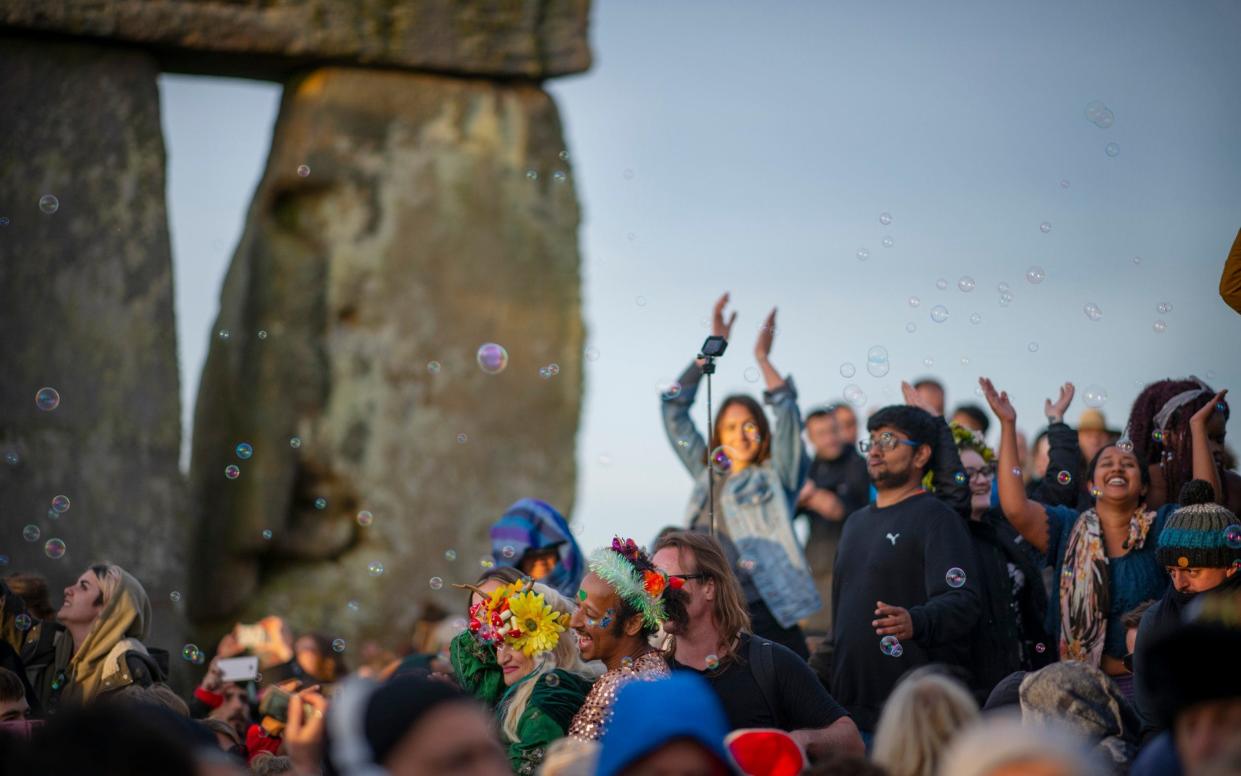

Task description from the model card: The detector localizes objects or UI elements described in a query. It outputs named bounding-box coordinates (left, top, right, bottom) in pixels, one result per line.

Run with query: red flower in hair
left=642, top=570, right=667, bottom=598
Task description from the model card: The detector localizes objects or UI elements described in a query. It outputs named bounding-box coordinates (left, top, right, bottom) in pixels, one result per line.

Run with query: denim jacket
left=661, top=361, right=821, bottom=628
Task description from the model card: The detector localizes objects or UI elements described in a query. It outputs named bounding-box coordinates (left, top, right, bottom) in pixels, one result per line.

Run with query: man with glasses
left=808, top=400, right=980, bottom=742
left=653, top=531, right=863, bottom=759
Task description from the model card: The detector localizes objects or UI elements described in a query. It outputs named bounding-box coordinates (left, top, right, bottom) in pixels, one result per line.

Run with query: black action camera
left=699, top=335, right=728, bottom=359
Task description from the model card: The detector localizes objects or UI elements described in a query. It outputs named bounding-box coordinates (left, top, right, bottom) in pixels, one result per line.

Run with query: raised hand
left=979, top=377, right=1017, bottom=424
left=872, top=601, right=913, bottom=639
left=1190, top=389, right=1228, bottom=430
left=1043, top=382, right=1075, bottom=423
left=901, top=380, right=941, bottom=418
left=284, top=687, right=328, bottom=776
left=754, top=308, right=777, bottom=363
left=712, top=292, right=738, bottom=340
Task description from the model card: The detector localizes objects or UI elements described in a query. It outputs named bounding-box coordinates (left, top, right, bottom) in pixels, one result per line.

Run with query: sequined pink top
left=567, top=651, right=669, bottom=741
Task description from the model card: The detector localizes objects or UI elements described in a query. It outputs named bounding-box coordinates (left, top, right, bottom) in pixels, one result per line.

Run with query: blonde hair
left=937, top=713, right=1103, bottom=776
left=873, top=673, right=980, bottom=776
left=90, top=563, right=124, bottom=608
left=498, top=583, right=597, bottom=742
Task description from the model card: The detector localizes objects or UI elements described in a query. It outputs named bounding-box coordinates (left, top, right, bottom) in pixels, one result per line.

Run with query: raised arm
left=755, top=307, right=808, bottom=495
left=1189, top=389, right=1228, bottom=502
left=1038, top=383, right=1083, bottom=507
left=980, top=378, right=1050, bottom=553
left=902, top=381, right=970, bottom=519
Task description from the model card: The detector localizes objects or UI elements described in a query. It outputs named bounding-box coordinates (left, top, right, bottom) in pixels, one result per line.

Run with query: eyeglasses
left=670, top=568, right=709, bottom=581
left=965, top=465, right=996, bottom=479
left=858, top=432, right=921, bottom=454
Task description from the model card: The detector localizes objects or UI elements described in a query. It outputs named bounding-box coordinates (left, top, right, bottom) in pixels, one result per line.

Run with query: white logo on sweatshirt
left=885, top=532, right=900, bottom=546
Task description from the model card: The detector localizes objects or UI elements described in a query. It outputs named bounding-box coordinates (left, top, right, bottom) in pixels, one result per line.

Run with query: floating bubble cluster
left=945, top=567, right=967, bottom=588
left=476, top=343, right=509, bottom=374
left=880, top=635, right=903, bottom=657
left=1083, top=385, right=1108, bottom=408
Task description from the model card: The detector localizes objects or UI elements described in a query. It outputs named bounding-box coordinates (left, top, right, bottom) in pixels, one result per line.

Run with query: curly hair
left=1126, top=379, right=1230, bottom=503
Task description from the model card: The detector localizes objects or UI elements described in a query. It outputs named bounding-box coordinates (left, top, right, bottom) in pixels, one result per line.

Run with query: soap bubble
left=480, top=557, right=495, bottom=569
left=957, top=276, right=975, bottom=293
left=1026, top=266, right=1046, bottom=284
left=1035, top=642, right=1047, bottom=654
left=44, top=538, right=66, bottom=559
left=621, top=656, right=634, bottom=668
left=584, top=346, right=601, bottom=362
left=476, top=343, right=509, bottom=374
left=525, top=169, right=539, bottom=181
left=1156, top=302, right=1172, bottom=314
left=1153, top=320, right=1167, bottom=333
left=15, top=614, right=32, bottom=631
left=856, top=248, right=870, bottom=262
left=705, top=654, right=720, bottom=669
left=635, top=296, right=647, bottom=307
left=367, top=561, right=385, bottom=577
left=930, top=305, right=949, bottom=324
left=235, top=442, right=253, bottom=459
left=261, top=529, right=272, bottom=540
left=257, top=330, right=268, bottom=340
left=1224, top=525, right=1241, bottom=549
left=39, top=194, right=60, bottom=214
left=429, top=577, right=444, bottom=590
left=1060, top=179, right=1070, bottom=189
left=501, top=545, right=517, bottom=559
left=867, top=360, right=890, bottom=378
left=297, top=164, right=310, bottom=177
left=456, top=433, right=468, bottom=444
left=867, top=346, right=889, bottom=364
left=969, top=313, right=982, bottom=325
left=1039, top=222, right=1051, bottom=233
left=552, top=171, right=568, bottom=183
left=954, top=471, right=967, bottom=485
left=331, top=638, right=346, bottom=653
left=546, top=363, right=560, bottom=377
left=905, top=323, right=917, bottom=333
left=1027, top=342, right=1040, bottom=353
left=224, top=465, right=240, bottom=480
left=908, top=296, right=920, bottom=308
left=170, top=591, right=182, bottom=603
left=3, top=452, right=17, bottom=466
left=444, top=549, right=457, bottom=561
left=743, top=367, right=760, bottom=383
left=843, top=384, right=867, bottom=407
left=23, top=525, right=40, bottom=542
left=544, top=673, right=560, bottom=687
left=427, top=361, right=441, bottom=374
left=880, top=635, right=904, bottom=657
left=1083, top=303, right=1103, bottom=321
left=1056, top=470, right=1072, bottom=486
left=1152, top=430, right=1164, bottom=444
left=1116, top=438, right=1134, bottom=454
left=1083, top=385, right=1108, bottom=408
left=879, top=212, right=892, bottom=225
left=999, top=291, right=1014, bottom=306
left=660, top=381, right=682, bottom=400
left=1105, top=142, right=1120, bottom=157
left=710, top=446, right=736, bottom=475
left=35, top=387, right=61, bottom=411
left=840, top=362, right=856, bottom=379
left=1012, top=466, right=1023, bottom=477
left=997, top=282, right=1011, bottom=293
left=1132, top=256, right=1142, bottom=266
left=290, top=436, right=302, bottom=448
left=936, top=278, right=948, bottom=291
left=960, top=356, right=970, bottom=366
left=347, top=600, right=360, bottom=611
left=882, top=236, right=894, bottom=248
left=356, top=510, right=374, bottom=527
left=945, top=567, right=967, bottom=588
left=182, top=644, right=202, bottom=662
left=218, top=329, right=231, bottom=341
left=314, top=497, right=328, bottom=510
left=51, top=495, right=71, bottom=514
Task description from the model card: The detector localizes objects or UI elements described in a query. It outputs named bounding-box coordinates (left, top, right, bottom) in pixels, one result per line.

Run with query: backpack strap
left=747, top=635, right=781, bottom=728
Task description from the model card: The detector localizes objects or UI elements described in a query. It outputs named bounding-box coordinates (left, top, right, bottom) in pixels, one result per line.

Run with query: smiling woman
left=980, top=376, right=1226, bottom=677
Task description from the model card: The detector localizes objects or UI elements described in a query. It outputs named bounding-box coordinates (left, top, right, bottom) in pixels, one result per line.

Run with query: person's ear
left=704, top=578, right=716, bottom=602
left=623, top=613, right=644, bottom=637
left=914, top=444, right=933, bottom=470
left=1227, top=564, right=1239, bottom=579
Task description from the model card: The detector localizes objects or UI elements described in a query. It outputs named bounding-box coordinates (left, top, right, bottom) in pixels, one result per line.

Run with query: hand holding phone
left=218, top=656, right=259, bottom=683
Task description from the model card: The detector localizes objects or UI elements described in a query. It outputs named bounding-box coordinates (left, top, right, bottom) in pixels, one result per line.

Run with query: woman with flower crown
left=473, top=578, right=597, bottom=774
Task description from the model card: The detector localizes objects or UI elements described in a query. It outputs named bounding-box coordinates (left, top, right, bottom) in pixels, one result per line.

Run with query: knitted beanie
left=1155, top=502, right=1241, bottom=569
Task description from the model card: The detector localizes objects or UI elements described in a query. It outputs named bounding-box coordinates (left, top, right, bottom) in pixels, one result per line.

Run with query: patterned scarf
left=1059, top=507, right=1155, bottom=665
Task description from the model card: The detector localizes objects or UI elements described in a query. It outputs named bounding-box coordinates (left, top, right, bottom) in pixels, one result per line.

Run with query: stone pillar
left=0, top=38, right=187, bottom=654
left=187, top=67, right=583, bottom=644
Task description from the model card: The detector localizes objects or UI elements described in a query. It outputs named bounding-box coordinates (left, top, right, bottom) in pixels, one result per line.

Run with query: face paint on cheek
left=577, top=590, right=587, bottom=602
left=599, top=608, right=616, bottom=629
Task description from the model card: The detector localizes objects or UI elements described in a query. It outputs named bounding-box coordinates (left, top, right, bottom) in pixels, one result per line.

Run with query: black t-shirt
left=669, top=633, right=848, bottom=731
left=822, top=492, right=981, bottom=731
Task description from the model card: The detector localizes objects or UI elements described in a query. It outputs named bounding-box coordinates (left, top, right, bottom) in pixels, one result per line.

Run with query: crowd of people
left=1, top=291, right=1240, bottom=776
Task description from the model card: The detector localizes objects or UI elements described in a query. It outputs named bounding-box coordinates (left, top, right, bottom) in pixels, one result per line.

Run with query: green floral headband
left=586, top=537, right=673, bottom=629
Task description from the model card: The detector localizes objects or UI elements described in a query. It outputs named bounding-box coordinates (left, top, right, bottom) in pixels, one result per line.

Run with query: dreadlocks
left=1126, top=378, right=1230, bottom=503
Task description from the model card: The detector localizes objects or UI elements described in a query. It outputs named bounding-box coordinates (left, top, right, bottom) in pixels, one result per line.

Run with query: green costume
left=500, top=668, right=593, bottom=775
left=449, top=629, right=506, bottom=707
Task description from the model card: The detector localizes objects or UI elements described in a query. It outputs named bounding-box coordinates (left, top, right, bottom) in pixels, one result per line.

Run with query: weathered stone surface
left=1, top=0, right=592, bottom=80
left=0, top=37, right=187, bottom=655
left=186, top=67, right=583, bottom=645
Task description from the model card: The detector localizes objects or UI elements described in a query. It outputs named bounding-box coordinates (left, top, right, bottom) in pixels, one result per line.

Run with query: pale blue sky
left=161, top=0, right=1241, bottom=555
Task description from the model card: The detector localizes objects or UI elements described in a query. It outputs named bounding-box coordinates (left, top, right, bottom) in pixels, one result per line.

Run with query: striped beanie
left=1156, top=502, right=1241, bottom=569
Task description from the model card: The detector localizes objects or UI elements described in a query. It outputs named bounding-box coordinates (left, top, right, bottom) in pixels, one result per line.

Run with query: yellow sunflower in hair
left=505, top=590, right=570, bottom=657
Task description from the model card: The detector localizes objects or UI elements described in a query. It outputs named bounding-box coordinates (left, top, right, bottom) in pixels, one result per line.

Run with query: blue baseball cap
left=596, top=673, right=736, bottom=776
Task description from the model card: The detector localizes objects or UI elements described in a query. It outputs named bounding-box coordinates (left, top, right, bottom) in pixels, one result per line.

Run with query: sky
left=160, top=0, right=1241, bottom=555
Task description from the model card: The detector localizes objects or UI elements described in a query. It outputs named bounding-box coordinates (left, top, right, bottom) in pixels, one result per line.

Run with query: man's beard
left=871, top=463, right=912, bottom=489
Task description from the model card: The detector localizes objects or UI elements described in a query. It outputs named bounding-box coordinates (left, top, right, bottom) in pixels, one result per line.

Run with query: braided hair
left=1126, top=379, right=1230, bottom=502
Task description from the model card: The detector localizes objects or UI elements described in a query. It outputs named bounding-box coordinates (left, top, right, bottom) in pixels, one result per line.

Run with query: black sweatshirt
left=821, top=490, right=981, bottom=731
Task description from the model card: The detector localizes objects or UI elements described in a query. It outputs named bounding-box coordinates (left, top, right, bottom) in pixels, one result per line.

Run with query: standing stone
left=0, top=38, right=187, bottom=653
left=187, top=67, right=583, bottom=644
